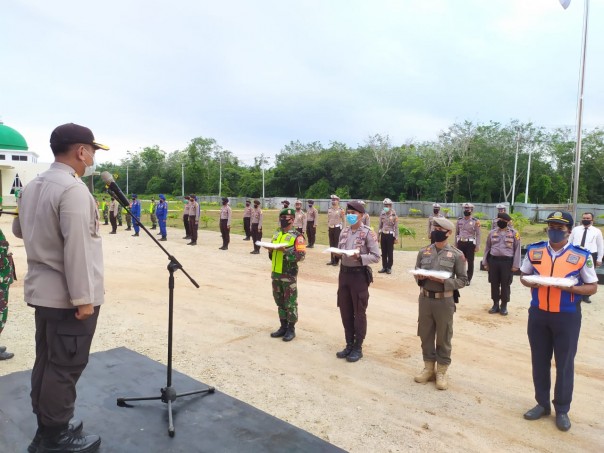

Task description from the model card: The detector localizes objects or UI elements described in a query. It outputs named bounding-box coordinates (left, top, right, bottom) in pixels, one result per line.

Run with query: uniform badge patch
left=447, top=252, right=452, bottom=257
left=532, top=251, right=543, bottom=260
left=566, top=254, right=580, bottom=265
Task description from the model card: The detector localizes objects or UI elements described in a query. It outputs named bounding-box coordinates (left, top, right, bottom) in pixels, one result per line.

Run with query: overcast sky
left=1, top=0, right=602, bottom=165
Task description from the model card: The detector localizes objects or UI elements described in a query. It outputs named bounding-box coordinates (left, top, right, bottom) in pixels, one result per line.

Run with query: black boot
left=488, top=302, right=499, bottom=314
left=28, top=419, right=84, bottom=453
left=336, top=343, right=354, bottom=359
left=270, top=319, right=287, bottom=338
left=500, top=301, right=508, bottom=316
left=282, top=323, right=296, bottom=342
left=346, top=341, right=363, bottom=362
left=38, top=426, right=100, bottom=453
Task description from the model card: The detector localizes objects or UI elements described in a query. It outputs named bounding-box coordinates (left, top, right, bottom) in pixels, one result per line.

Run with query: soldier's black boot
left=270, top=319, right=287, bottom=338
left=336, top=343, right=354, bottom=359
left=488, top=302, right=500, bottom=314
left=29, top=419, right=84, bottom=453
left=500, top=301, right=508, bottom=316
left=282, top=323, right=296, bottom=342
left=38, top=425, right=100, bottom=453
left=346, top=341, right=363, bottom=362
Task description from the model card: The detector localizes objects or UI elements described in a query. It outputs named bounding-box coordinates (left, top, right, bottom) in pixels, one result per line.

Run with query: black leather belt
left=490, top=255, right=513, bottom=261
left=340, top=266, right=366, bottom=273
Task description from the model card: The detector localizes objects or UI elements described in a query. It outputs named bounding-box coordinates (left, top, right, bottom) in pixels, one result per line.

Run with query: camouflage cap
left=280, top=208, right=295, bottom=216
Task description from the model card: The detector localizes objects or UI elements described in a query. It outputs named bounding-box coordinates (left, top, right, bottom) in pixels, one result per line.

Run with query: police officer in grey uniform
left=326, top=195, right=345, bottom=266
left=378, top=198, right=398, bottom=274
left=243, top=199, right=252, bottom=240
left=428, top=203, right=445, bottom=241
left=492, top=203, right=508, bottom=229
left=13, top=123, right=105, bottom=452
left=456, top=202, right=481, bottom=284
left=413, top=217, right=468, bottom=390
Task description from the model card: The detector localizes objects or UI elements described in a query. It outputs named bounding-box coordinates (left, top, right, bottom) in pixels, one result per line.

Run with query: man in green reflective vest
left=264, top=208, right=306, bottom=342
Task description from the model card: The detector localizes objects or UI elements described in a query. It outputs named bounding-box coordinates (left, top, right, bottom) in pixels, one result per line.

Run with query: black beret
left=346, top=201, right=365, bottom=214
left=497, top=213, right=512, bottom=221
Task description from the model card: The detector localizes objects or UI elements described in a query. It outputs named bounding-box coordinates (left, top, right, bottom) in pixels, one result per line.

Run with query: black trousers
left=31, top=306, right=100, bottom=428
left=488, top=256, right=513, bottom=303
left=306, top=221, right=316, bottom=246
left=337, top=269, right=369, bottom=345
left=380, top=233, right=395, bottom=270
left=188, top=217, right=198, bottom=243
left=251, top=223, right=262, bottom=251
left=457, top=241, right=476, bottom=282
left=220, top=219, right=230, bottom=247
left=527, top=305, right=581, bottom=414
left=243, top=217, right=251, bottom=238
left=183, top=214, right=190, bottom=237
left=109, top=213, right=117, bottom=233
left=328, top=227, right=342, bottom=264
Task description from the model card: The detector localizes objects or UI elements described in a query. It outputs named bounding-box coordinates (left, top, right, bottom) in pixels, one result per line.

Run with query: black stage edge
left=0, top=347, right=346, bottom=453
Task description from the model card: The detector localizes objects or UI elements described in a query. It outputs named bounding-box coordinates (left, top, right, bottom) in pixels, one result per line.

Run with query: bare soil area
left=1, top=216, right=603, bottom=452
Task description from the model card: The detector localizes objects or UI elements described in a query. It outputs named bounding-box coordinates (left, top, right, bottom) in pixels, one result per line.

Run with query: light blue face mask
left=346, top=213, right=358, bottom=225
left=383, top=207, right=390, bottom=212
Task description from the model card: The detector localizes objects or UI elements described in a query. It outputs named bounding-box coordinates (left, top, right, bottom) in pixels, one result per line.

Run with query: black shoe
left=160, top=237, right=167, bottom=241
left=488, top=303, right=499, bottom=314
left=0, top=350, right=14, bottom=360
left=523, top=404, right=551, bottom=420
left=250, top=250, right=260, bottom=254
left=500, top=303, right=508, bottom=316
left=187, top=242, right=197, bottom=245
left=282, top=324, right=296, bottom=342
left=38, top=429, right=100, bottom=453
left=307, top=245, right=314, bottom=248
left=386, top=268, right=392, bottom=274
left=131, top=233, right=139, bottom=237
left=326, top=261, right=334, bottom=265
left=346, top=346, right=363, bottom=362
left=270, top=320, right=287, bottom=338
left=336, top=343, right=354, bottom=359
left=583, top=296, right=591, bottom=303
left=103, top=222, right=108, bottom=225
left=183, top=236, right=191, bottom=240
left=125, top=228, right=131, bottom=231
left=151, top=226, right=157, bottom=230
left=243, top=237, right=251, bottom=241
left=378, top=268, right=387, bottom=273
left=556, top=413, right=571, bottom=431
left=28, top=420, right=84, bottom=453
left=0, top=345, right=5, bottom=353
left=109, top=231, right=116, bottom=235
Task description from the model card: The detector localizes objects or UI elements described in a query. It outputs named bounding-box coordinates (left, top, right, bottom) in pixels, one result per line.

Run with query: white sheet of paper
left=409, top=269, right=452, bottom=279
left=323, top=247, right=359, bottom=257
left=255, top=241, right=286, bottom=250
left=522, top=275, right=578, bottom=288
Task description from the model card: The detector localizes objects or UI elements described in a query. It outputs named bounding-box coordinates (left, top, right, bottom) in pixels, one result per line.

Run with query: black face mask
left=497, top=220, right=508, bottom=229
left=463, top=210, right=471, bottom=217
left=246, top=203, right=250, bottom=207
left=280, top=218, right=291, bottom=228
left=222, top=201, right=228, bottom=205
left=433, top=210, right=439, bottom=214
left=582, top=219, right=591, bottom=226
left=431, top=230, right=448, bottom=242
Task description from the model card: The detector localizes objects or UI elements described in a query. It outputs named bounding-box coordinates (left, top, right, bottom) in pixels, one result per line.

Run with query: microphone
left=101, top=171, right=130, bottom=208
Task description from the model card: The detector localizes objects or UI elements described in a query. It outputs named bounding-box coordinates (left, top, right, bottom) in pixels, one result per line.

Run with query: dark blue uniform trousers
left=527, top=305, right=581, bottom=414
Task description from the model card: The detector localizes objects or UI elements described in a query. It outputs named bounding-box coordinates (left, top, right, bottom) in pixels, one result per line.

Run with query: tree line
left=93, top=120, right=604, bottom=204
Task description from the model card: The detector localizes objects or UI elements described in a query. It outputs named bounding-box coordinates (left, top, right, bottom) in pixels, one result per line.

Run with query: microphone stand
left=109, top=189, right=214, bottom=437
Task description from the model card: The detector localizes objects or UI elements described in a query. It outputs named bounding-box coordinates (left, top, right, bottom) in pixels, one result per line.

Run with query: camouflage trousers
left=0, top=288, right=8, bottom=335
left=272, top=276, right=298, bottom=324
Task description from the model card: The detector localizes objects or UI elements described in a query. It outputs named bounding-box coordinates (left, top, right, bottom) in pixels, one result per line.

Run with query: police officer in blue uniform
left=130, top=194, right=141, bottom=237
left=156, top=194, right=168, bottom=241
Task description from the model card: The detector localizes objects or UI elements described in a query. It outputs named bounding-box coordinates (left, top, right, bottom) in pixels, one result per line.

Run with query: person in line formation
left=219, top=197, right=231, bottom=250
left=427, top=203, right=444, bottom=243
left=250, top=199, right=263, bottom=254
left=109, top=196, right=119, bottom=234
left=413, top=217, right=468, bottom=390
left=456, top=202, right=481, bottom=285
left=281, top=200, right=290, bottom=210
left=187, top=194, right=200, bottom=246
left=326, top=195, right=345, bottom=266
left=101, top=198, right=109, bottom=225
left=520, top=211, right=598, bottom=432
left=305, top=200, right=318, bottom=248
left=156, top=194, right=168, bottom=241
left=243, top=199, right=252, bottom=240
left=182, top=195, right=191, bottom=240
left=359, top=201, right=370, bottom=227
left=568, top=211, right=603, bottom=303
left=335, top=201, right=380, bottom=363
left=0, top=228, right=16, bottom=361
left=149, top=196, right=158, bottom=230
left=492, top=203, right=508, bottom=229
left=130, top=194, right=141, bottom=237
left=264, top=207, right=306, bottom=342
left=13, top=122, right=107, bottom=452
left=119, top=205, right=125, bottom=229
left=293, top=200, right=307, bottom=236
left=481, top=212, right=521, bottom=316
left=378, top=198, right=399, bottom=274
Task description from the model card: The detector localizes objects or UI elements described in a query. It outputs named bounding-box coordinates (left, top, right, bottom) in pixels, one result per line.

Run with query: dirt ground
left=1, top=216, right=603, bottom=453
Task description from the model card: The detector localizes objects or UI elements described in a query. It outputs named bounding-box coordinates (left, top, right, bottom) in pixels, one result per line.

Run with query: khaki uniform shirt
left=379, top=211, right=399, bottom=239
left=220, top=205, right=232, bottom=226
left=327, top=206, right=344, bottom=228
left=428, top=213, right=445, bottom=235
left=362, top=213, right=371, bottom=227
left=456, top=216, right=481, bottom=246
left=251, top=207, right=263, bottom=228
left=306, top=207, right=318, bottom=226
left=189, top=201, right=200, bottom=221
left=110, top=200, right=119, bottom=216
left=12, top=162, right=104, bottom=309
left=338, top=225, right=380, bottom=267
left=183, top=202, right=191, bottom=216
left=243, top=205, right=252, bottom=218
left=482, top=227, right=521, bottom=268
left=415, top=243, right=468, bottom=292
left=293, top=209, right=307, bottom=232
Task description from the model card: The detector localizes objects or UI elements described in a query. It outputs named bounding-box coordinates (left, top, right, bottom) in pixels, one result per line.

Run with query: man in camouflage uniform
left=149, top=197, right=158, bottom=230
left=428, top=203, right=445, bottom=242
left=378, top=198, right=398, bottom=274
left=101, top=198, right=109, bottom=225
left=293, top=200, right=306, bottom=235
left=414, top=217, right=468, bottom=390
left=456, top=202, right=481, bottom=284
left=306, top=200, right=318, bottom=248
left=326, top=195, right=345, bottom=266
left=0, top=228, right=15, bottom=360
left=264, top=208, right=306, bottom=342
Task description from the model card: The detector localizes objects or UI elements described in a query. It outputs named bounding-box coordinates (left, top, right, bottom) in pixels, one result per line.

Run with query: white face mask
left=81, top=149, right=97, bottom=177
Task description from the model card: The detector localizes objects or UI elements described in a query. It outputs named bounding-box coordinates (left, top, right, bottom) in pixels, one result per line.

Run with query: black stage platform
left=0, top=347, right=345, bottom=452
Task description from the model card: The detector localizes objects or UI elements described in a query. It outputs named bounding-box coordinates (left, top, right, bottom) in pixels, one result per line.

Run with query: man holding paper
left=520, top=211, right=598, bottom=432
left=414, top=217, right=467, bottom=390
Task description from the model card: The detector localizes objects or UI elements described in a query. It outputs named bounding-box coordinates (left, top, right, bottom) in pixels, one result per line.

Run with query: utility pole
left=181, top=163, right=185, bottom=198
left=511, top=131, right=520, bottom=208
